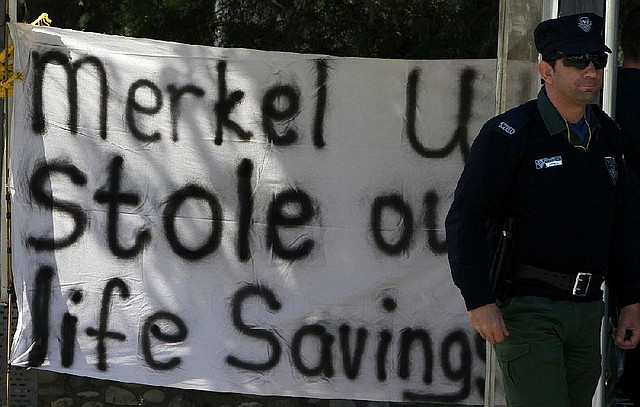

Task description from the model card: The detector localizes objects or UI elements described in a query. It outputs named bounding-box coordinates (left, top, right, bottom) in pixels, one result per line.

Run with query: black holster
left=490, top=217, right=516, bottom=300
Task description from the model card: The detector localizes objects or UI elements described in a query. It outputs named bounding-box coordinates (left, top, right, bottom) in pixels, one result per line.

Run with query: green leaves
left=24, top=0, right=498, bottom=59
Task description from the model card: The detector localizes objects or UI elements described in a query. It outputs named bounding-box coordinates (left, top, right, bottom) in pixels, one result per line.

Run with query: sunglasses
left=558, top=52, right=608, bottom=70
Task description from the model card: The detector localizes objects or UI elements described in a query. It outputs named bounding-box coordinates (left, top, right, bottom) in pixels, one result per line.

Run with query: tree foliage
left=621, top=0, right=640, bottom=28
left=22, top=0, right=498, bottom=59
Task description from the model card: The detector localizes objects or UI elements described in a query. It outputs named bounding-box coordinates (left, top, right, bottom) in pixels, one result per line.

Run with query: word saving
left=27, top=266, right=481, bottom=402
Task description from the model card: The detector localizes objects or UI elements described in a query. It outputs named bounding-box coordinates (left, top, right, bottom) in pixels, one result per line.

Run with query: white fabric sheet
left=7, top=22, right=497, bottom=404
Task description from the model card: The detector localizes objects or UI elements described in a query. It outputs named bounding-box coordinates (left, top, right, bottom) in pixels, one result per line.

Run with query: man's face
left=545, top=53, right=605, bottom=106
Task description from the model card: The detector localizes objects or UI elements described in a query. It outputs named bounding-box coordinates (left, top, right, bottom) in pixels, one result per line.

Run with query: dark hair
left=540, top=52, right=560, bottom=84
left=621, top=6, right=640, bottom=61
left=542, top=52, right=561, bottom=68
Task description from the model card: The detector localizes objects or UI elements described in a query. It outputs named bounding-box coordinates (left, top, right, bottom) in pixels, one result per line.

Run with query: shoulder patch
left=491, top=102, right=535, bottom=138
left=497, top=121, right=516, bottom=135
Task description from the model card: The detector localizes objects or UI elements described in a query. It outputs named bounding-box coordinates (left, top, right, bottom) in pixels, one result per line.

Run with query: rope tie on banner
left=0, top=13, right=52, bottom=99
left=0, top=45, right=20, bottom=99
left=32, top=12, right=52, bottom=26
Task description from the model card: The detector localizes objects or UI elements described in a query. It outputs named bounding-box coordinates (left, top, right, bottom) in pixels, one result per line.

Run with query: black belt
left=513, top=263, right=603, bottom=297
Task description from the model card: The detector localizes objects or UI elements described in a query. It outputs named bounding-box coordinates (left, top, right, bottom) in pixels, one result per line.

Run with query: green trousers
left=495, top=296, right=605, bottom=407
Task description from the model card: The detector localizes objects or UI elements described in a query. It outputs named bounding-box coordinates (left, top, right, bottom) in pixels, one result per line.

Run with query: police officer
left=445, top=13, right=640, bottom=407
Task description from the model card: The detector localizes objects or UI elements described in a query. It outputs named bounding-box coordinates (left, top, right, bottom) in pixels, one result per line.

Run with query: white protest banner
left=7, top=22, right=497, bottom=404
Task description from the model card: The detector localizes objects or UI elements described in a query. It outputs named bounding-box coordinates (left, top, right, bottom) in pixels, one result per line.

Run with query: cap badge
left=578, top=17, right=593, bottom=32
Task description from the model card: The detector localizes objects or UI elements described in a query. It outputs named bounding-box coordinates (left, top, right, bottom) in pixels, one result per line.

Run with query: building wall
left=560, top=0, right=605, bottom=15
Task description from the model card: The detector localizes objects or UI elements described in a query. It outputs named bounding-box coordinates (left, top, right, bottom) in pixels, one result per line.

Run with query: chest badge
left=604, top=156, right=618, bottom=184
left=535, top=156, right=563, bottom=169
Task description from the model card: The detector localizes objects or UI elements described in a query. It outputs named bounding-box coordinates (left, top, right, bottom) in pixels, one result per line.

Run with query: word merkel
left=32, top=51, right=329, bottom=147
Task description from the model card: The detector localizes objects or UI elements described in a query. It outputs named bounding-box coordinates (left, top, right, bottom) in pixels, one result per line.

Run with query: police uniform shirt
left=445, top=87, right=638, bottom=311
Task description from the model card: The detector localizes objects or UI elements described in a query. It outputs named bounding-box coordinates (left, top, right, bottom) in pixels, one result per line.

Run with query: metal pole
left=486, top=3, right=510, bottom=404
left=543, top=0, right=560, bottom=21
left=585, top=2, right=620, bottom=407
left=2, top=1, right=15, bottom=406
left=596, top=4, right=620, bottom=407
left=1, top=0, right=6, bottom=401
left=484, top=341, right=497, bottom=407
left=602, top=0, right=619, bottom=117
left=494, top=0, right=509, bottom=117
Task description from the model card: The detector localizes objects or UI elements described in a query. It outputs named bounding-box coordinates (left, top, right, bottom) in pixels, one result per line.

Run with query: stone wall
left=34, top=369, right=434, bottom=407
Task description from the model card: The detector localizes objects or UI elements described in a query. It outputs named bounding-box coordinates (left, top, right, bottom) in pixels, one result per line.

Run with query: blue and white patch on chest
left=535, top=156, right=563, bottom=169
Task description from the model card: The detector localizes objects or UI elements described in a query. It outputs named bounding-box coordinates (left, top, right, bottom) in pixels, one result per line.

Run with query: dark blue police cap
left=534, top=13, right=612, bottom=58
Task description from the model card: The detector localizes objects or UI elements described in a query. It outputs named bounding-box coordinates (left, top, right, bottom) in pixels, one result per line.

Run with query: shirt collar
left=536, top=86, right=601, bottom=137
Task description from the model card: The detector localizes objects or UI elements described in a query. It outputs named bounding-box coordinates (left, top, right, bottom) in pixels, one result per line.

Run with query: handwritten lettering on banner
left=7, top=23, right=497, bottom=404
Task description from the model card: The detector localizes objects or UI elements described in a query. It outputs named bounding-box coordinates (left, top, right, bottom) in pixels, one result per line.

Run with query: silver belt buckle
left=572, top=272, right=592, bottom=296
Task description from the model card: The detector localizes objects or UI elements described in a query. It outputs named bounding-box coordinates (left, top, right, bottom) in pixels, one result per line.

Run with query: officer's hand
left=468, top=303, right=509, bottom=344
left=614, top=303, right=640, bottom=350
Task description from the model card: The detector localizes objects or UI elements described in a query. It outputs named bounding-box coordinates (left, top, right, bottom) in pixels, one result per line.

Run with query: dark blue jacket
left=446, top=90, right=638, bottom=311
